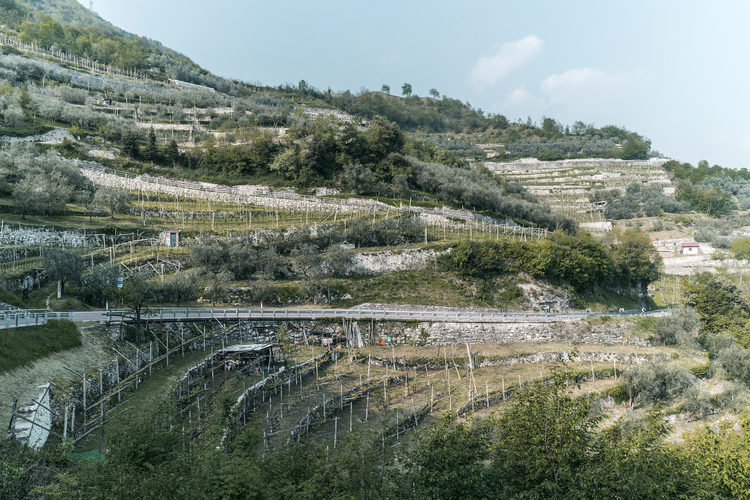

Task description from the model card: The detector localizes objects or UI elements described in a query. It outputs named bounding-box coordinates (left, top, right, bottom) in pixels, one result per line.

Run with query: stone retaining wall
left=350, top=248, right=446, bottom=275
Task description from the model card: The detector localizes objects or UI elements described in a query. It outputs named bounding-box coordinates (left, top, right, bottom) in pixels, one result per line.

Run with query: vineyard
left=487, top=158, right=672, bottom=221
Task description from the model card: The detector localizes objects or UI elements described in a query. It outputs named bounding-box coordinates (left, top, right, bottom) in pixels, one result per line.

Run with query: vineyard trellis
left=0, top=34, right=148, bottom=81
left=77, top=161, right=548, bottom=240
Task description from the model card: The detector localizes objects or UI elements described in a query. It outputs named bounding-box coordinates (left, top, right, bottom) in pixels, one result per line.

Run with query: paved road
left=0, top=306, right=672, bottom=330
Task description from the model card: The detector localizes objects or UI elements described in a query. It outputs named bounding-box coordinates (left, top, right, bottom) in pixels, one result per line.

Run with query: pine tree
left=122, top=130, right=139, bottom=158
left=145, top=127, right=158, bottom=162
left=167, top=139, right=180, bottom=167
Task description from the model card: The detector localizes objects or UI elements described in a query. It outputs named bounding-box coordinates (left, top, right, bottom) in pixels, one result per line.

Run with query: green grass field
left=0, top=319, right=81, bottom=373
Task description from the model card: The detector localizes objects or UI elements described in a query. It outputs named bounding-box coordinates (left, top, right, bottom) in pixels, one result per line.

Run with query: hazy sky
left=79, top=0, right=750, bottom=168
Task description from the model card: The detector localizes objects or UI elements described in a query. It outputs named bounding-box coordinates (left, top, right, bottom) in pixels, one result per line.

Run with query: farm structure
left=217, top=344, right=274, bottom=372
left=679, top=241, right=701, bottom=255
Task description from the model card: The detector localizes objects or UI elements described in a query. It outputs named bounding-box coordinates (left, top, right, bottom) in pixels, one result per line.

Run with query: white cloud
left=540, top=68, right=632, bottom=104
left=493, top=67, right=646, bottom=126
left=500, top=85, right=546, bottom=120
left=469, top=35, right=543, bottom=88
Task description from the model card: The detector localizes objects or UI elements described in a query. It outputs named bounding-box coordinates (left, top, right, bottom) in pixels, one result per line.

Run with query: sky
left=79, top=0, right=750, bottom=169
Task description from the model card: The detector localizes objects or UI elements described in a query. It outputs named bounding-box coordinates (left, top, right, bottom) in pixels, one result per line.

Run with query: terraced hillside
left=487, top=158, right=673, bottom=222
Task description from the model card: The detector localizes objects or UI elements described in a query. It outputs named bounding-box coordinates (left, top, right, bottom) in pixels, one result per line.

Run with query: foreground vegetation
left=3, top=365, right=750, bottom=499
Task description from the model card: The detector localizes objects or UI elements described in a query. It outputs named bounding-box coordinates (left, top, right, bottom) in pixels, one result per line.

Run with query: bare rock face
left=349, top=248, right=446, bottom=275
left=517, top=283, right=572, bottom=312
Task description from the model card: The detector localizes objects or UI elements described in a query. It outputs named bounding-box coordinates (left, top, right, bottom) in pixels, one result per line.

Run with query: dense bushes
left=634, top=309, right=700, bottom=346
left=683, top=275, right=750, bottom=346
left=440, top=228, right=661, bottom=293
left=0, top=143, right=135, bottom=217
left=664, top=159, right=739, bottom=216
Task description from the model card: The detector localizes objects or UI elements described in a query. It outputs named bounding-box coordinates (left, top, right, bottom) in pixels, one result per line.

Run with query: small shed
left=217, top=344, right=274, bottom=372
left=680, top=241, right=701, bottom=255
left=160, top=229, right=180, bottom=247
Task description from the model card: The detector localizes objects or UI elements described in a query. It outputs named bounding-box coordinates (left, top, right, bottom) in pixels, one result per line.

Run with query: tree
left=400, top=418, right=490, bottom=499
left=269, top=147, right=301, bottom=180
left=145, top=127, right=158, bottom=162
left=489, top=370, right=599, bottom=497
left=93, top=187, right=130, bottom=218
left=77, top=264, right=118, bottom=307
left=401, top=83, right=412, bottom=97
left=203, top=269, right=233, bottom=306
left=621, top=364, right=696, bottom=406
left=381, top=84, right=390, bottom=94
left=684, top=275, right=750, bottom=344
left=323, top=245, right=352, bottom=277
left=122, top=130, right=139, bottom=158
left=167, top=139, right=180, bottom=167
left=344, top=164, right=377, bottom=194
left=620, top=133, right=651, bottom=160
left=530, top=231, right=614, bottom=291
left=11, top=174, right=38, bottom=219
left=684, top=416, right=750, bottom=498
left=428, top=88, right=440, bottom=99
left=118, top=274, right=152, bottom=339
left=611, top=228, right=661, bottom=301
left=153, top=270, right=200, bottom=306
left=542, top=117, right=562, bottom=136
left=364, top=116, right=404, bottom=161
left=291, top=244, right=322, bottom=281
left=4, top=104, right=24, bottom=127
left=44, top=249, right=84, bottom=297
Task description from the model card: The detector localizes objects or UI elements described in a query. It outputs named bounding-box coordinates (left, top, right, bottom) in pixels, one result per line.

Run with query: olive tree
left=93, top=186, right=130, bottom=218
left=44, top=249, right=85, bottom=298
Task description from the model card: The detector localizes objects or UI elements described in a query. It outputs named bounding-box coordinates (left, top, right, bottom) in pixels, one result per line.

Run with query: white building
left=679, top=241, right=700, bottom=255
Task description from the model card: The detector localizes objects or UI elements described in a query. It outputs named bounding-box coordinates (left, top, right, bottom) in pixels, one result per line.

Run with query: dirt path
left=0, top=323, right=113, bottom=426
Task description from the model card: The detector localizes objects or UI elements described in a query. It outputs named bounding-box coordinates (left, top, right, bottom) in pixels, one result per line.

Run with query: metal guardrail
left=0, top=310, right=74, bottom=329
left=103, top=306, right=666, bottom=323
left=0, top=306, right=671, bottom=330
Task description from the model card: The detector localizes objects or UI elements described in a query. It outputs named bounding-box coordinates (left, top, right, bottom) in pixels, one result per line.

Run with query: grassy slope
left=0, top=287, right=23, bottom=308
left=0, top=321, right=112, bottom=427
left=0, top=319, right=80, bottom=372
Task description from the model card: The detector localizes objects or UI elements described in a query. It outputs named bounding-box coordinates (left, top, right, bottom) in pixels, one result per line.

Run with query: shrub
left=59, top=86, right=88, bottom=105
left=634, top=309, right=699, bottom=346
left=731, top=238, right=750, bottom=260
left=713, top=345, right=750, bottom=384
left=621, top=364, right=697, bottom=406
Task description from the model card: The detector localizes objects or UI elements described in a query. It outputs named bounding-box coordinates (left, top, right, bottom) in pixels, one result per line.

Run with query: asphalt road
left=0, top=306, right=672, bottom=330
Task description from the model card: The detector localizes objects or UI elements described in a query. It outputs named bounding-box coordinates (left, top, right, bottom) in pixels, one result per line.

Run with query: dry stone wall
left=0, top=223, right=106, bottom=247
left=0, top=128, right=73, bottom=144
left=374, top=319, right=646, bottom=346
